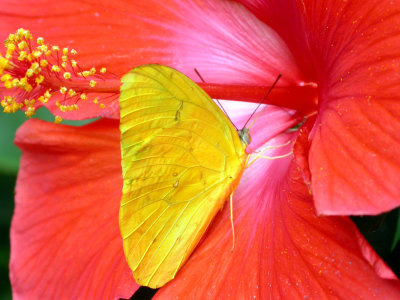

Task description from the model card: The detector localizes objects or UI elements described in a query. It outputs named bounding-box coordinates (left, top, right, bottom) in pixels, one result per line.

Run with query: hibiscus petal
left=303, top=1, right=400, bottom=214
left=155, top=133, right=400, bottom=299
left=11, top=119, right=138, bottom=299
left=0, top=0, right=316, bottom=119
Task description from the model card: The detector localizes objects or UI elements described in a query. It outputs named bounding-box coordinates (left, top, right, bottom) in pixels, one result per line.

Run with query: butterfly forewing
left=119, top=64, right=247, bottom=288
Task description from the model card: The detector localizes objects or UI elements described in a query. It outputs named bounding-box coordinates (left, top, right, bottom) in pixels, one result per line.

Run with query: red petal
left=304, top=1, right=400, bottom=214
left=0, top=0, right=316, bottom=118
left=11, top=119, right=138, bottom=299
left=155, top=133, right=400, bottom=299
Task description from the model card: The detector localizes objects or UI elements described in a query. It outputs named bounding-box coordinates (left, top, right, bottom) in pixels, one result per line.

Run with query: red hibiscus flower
left=1, top=0, right=400, bottom=299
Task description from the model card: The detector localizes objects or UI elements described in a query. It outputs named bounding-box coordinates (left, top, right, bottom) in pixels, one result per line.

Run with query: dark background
left=0, top=110, right=399, bottom=299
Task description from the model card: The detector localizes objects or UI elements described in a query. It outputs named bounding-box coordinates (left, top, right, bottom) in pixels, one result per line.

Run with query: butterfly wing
left=119, top=64, right=247, bottom=288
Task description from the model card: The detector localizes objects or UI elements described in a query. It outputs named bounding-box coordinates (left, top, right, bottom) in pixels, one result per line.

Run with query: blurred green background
left=0, top=109, right=399, bottom=299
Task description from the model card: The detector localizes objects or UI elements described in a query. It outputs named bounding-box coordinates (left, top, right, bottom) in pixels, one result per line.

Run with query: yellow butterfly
left=119, top=64, right=250, bottom=288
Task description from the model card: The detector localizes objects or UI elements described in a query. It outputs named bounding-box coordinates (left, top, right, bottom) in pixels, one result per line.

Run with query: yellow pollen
left=89, top=67, right=96, bottom=75
left=4, top=81, right=13, bottom=89
left=89, top=80, right=97, bottom=87
left=51, top=65, right=61, bottom=72
left=54, top=116, right=63, bottom=124
left=1, top=74, right=12, bottom=82
left=100, top=67, right=106, bottom=74
left=40, top=59, right=48, bottom=67
left=52, top=45, right=60, bottom=51
left=31, top=62, right=40, bottom=73
left=71, top=49, right=77, bottom=55
left=93, top=97, right=98, bottom=104
left=37, top=37, right=44, bottom=45
left=26, top=69, right=34, bottom=77
left=33, top=51, right=43, bottom=58
left=44, top=90, right=52, bottom=98
left=62, top=55, right=68, bottom=62
left=82, top=71, right=90, bottom=77
left=18, top=51, right=27, bottom=61
left=71, top=60, right=77, bottom=68
left=62, top=48, right=68, bottom=55
left=18, top=41, right=27, bottom=50
left=25, top=106, right=36, bottom=118
left=61, top=62, right=67, bottom=68
left=68, top=89, right=76, bottom=97
left=80, top=93, right=87, bottom=100
left=100, top=103, right=105, bottom=109
left=63, top=72, right=71, bottom=79
left=60, top=87, right=67, bottom=94
left=35, top=75, right=44, bottom=84
left=7, top=34, right=16, bottom=42
left=0, top=56, right=10, bottom=74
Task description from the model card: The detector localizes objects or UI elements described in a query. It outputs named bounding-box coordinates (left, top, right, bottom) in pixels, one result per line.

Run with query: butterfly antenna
left=194, top=68, right=238, bottom=131
left=241, top=74, right=282, bottom=130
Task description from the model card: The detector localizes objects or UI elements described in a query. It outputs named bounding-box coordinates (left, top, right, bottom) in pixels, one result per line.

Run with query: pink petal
left=11, top=119, right=138, bottom=299
left=155, top=133, right=400, bottom=299
left=305, top=1, right=400, bottom=214
left=240, top=0, right=400, bottom=214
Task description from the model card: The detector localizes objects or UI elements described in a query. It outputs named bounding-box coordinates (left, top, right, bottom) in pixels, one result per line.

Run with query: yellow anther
left=1, top=74, right=12, bottom=82
left=52, top=45, right=60, bottom=51
left=89, top=80, right=97, bottom=87
left=33, top=51, right=43, bottom=58
left=71, top=49, right=77, bottom=55
left=93, top=97, right=98, bottom=104
left=45, top=50, right=52, bottom=56
left=31, top=62, right=40, bottom=73
left=100, top=103, right=105, bottom=109
left=62, top=48, right=68, bottom=55
left=44, top=90, right=52, bottom=98
left=24, top=83, right=33, bottom=92
left=35, top=75, right=44, bottom=84
left=38, top=44, right=48, bottom=52
left=0, top=56, right=10, bottom=74
left=68, top=89, right=76, bottom=96
left=25, top=106, right=36, bottom=118
left=62, top=55, right=68, bottom=62
left=12, top=78, right=20, bottom=87
left=18, top=41, right=28, bottom=50
left=40, top=59, right=48, bottom=67
left=7, top=34, right=16, bottom=42
left=80, top=93, right=87, bottom=100
left=6, top=43, right=16, bottom=52
left=60, top=87, right=67, bottom=94
left=100, top=67, right=106, bottom=74
left=82, top=71, right=90, bottom=77
left=54, top=116, right=63, bottom=124
left=4, top=81, right=13, bottom=89
left=89, top=67, right=96, bottom=75
left=26, top=69, right=34, bottom=77
left=61, top=62, right=67, bottom=68
left=18, top=51, right=27, bottom=61
left=71, top=60, right=77, bottom=68
left=51, top=65, right=61, bottom=72
left=55, top=100, right=60, bottom=107
left=63, top=72, right=71, bottom=79
left=37, top=37, right=44, bottom=45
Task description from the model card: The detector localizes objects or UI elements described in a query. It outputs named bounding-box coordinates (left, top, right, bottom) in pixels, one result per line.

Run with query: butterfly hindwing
left=119, top=64, right=247, bottom=288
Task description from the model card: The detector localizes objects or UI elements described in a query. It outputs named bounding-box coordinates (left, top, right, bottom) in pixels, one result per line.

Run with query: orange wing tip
left=0, top=28, right=117, bottom=117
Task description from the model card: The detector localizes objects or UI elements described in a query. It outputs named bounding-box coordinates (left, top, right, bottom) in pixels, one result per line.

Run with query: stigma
left=0, top=28, right=119, bottom=121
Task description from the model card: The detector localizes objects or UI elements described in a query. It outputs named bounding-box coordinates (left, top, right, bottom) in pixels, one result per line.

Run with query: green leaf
left=0, top=108, right=97, bottom=174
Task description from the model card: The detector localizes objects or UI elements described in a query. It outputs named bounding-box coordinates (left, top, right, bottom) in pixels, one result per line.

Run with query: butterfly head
left=238, top=128, right=251, bottom=146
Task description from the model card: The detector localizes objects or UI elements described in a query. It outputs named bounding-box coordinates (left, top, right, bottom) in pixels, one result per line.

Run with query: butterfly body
left=119, top=64, right=248, bottom=288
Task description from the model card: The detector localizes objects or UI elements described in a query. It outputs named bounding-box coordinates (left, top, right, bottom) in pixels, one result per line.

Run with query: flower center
left=0, top=28, right=119, bottom=121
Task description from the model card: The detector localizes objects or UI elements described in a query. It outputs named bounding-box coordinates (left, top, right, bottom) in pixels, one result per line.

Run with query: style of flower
left=1, top=0, right=400, bottom=299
